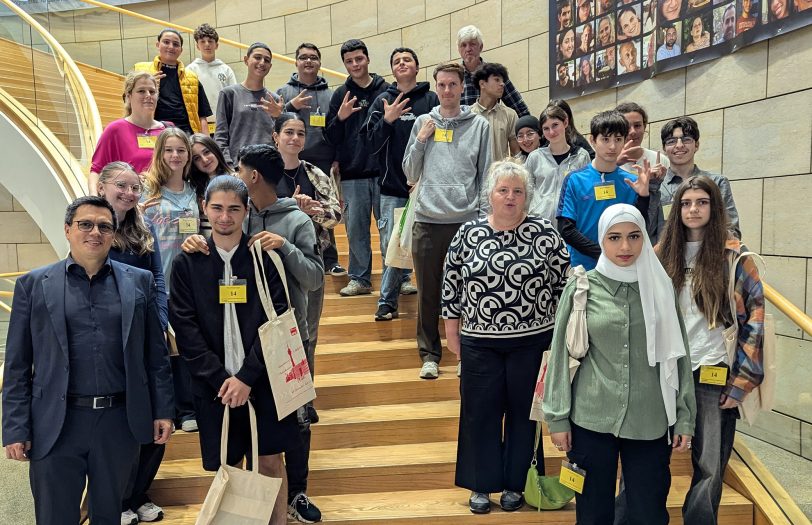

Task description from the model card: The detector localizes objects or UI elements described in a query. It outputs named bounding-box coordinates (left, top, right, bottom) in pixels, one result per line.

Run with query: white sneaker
left=181, top=419, right=198, bottom=432
left=136, top=501, right=164, bottom=522
left=419, top=361, right=439, bottom=379
left=339, top=280, right=372, bottom=296
left=121, top=509, right=138, bottom=525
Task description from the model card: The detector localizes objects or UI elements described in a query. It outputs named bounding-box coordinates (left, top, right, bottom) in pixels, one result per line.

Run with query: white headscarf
left=595, top=204, right=686, bottom=427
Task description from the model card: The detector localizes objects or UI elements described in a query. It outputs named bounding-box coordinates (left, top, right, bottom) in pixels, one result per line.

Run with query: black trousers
left=412, top=222, right=461, bottom=364
left=455, top=336, right=548, bottom=493
left=286, top=338, right=312, bottom=500
left=122, top=443, right=165, bottom=511
left=569, top=423, right=672, bottom=525
left=171, top=354, right=195, bottom=423
left=323, top=229, right=339, bottom=268
left=29, top=405, right=139, bottom=525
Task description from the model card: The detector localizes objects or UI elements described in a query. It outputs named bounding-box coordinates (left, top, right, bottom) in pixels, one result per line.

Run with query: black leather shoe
left=500, top=490, right=524, bottom=511
left=469, top=492, right=491, bottom=514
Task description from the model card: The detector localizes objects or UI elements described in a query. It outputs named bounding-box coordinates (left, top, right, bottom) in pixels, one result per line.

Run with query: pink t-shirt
left=90, top=119, right=171, bottom=174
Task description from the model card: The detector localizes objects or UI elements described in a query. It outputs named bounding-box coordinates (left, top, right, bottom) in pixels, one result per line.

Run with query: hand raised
left=260, top=95, right=285, bottom=119
left=383, top=92, right=412, bottom=124
left=337, top=91, right=362, bottom=121
left=290, top=90, right=313, bottom=111
left=416, top=119, right=436, bottom=143
left=624, top=158, right=651, bottom=197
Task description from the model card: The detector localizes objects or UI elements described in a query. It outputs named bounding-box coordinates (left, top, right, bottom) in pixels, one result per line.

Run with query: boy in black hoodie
left=365, top=47, right=438, bottom=321
left=325, top=39, right=389, bottom=297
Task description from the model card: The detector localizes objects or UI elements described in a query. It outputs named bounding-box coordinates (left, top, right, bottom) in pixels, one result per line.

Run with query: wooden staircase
left=149, top=227, right=755, bottom=524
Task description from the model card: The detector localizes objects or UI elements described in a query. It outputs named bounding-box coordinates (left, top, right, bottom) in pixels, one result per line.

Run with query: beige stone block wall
left=0, top=185, right=59, bottom=274
left=14, top=0, right=812, bottom=456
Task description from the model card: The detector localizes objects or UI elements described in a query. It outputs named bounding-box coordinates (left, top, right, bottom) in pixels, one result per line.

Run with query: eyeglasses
left=664, top=136, right=696, bottom=147
left=517, top=131, right=539, bottom=141
left=72, top=220, right=115, bottom=235
left=106, top=180, right=142, bottom=195
left=297, top=55, right=320, bottom=63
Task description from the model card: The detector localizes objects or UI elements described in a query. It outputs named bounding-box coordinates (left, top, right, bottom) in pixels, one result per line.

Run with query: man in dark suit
left=2, top=196, right=175, bottom=525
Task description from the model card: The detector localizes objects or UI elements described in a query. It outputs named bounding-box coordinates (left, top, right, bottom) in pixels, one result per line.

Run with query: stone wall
left=7, top=0, right=812, bottom=457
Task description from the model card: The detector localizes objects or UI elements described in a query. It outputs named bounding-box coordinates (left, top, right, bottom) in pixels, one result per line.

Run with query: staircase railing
left=73, top=0, right=348, bottom=81
left=0, top=0, right=102, bottom=175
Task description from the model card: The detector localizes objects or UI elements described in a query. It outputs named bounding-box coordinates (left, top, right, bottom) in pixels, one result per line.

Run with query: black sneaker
left=374, top=304, right=398, bottom=321
left=327, top=264, right=347, bottom=276
left=288, top=492, right=322, bottom=523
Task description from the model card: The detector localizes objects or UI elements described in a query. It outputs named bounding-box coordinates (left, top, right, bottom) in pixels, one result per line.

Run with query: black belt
left=67, top=393, right=126, bottom=409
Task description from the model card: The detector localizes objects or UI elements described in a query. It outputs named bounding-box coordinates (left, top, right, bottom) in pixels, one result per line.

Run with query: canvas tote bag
left=251, top=242, right=316, bottom=420
left=195, top=403, right=282, bottom=525
left=384, top=203, right=414, bottom=270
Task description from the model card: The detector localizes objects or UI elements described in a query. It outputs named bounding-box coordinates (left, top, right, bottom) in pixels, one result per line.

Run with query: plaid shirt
left=461, top=57, right=530, bottom=117
left=726, top=239, right=765, bottom=401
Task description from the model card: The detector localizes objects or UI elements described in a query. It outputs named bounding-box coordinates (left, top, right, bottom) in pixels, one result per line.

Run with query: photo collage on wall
left=551, top=0, right=812, bottom=97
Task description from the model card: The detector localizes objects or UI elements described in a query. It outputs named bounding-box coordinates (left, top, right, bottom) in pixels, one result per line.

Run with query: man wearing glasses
left=2, top=196, right=174, bottom=525
left=647, top=116, right=740, bottom=243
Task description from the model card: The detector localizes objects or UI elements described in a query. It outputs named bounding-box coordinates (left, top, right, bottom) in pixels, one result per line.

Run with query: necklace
left=284, top=163, right=302, bottom=182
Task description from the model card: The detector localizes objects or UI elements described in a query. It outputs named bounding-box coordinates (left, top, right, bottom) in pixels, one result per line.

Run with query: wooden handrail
left=75, top=0, right=348, bottom=81
left=0, top=271, right=26, bottom=278
left=0, top=0, right=102, bottom=170
left=763, top=283, right=812, bottom=338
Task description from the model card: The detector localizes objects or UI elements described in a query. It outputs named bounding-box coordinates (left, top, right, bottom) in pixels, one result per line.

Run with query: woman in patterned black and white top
left=442, top=160, right=570, bottom=514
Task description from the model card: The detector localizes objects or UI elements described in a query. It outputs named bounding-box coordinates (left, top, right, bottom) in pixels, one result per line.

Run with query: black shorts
left=194, top=378, right=300, bottom=472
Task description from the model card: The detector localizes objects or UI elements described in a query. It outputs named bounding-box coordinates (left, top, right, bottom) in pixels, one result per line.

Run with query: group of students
left=63, top=17, right=761, bottom=525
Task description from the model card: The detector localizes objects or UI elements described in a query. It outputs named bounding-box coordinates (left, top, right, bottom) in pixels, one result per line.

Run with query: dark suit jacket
left=169, top=234, right=287, bottom=399
left=1, top=259, right=175, bottom=460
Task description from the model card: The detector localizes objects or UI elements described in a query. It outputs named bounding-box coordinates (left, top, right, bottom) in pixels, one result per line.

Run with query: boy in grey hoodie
left=187, top=24, right=237, bottom=127
left=402, top=62, right=492, bottom=380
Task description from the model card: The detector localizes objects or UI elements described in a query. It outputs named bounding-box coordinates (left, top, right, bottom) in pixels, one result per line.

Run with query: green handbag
left=524, top=422, right=576, bottom=511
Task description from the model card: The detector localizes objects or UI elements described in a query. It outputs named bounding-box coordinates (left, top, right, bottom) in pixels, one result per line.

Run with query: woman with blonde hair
left=142, top=127, right=199, bottom=435
left=443, top=161, right=570, bottom=514
left=97, top=160, right=169, bottom=523
left=90, top=70, right=172, bottom=193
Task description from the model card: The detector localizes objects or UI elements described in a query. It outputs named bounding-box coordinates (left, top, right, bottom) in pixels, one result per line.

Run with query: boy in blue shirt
left=556, top=110, right=652, bottom=269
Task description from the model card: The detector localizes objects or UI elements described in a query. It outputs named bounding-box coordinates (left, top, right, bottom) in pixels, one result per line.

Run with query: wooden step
left=321, top=291, right=418, bottom=318
left=154, top=479, right=751, bottom=524
left=338, top=250, right=384, bottom=271
left=312, top=400, right=460, bottom=449
left=314, top=366, right=459, bottom=410
left=315, top=338, right=454, bottom=374
left=318, top=313, right=444, bottom=345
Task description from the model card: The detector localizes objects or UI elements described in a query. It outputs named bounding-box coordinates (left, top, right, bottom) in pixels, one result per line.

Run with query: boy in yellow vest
left=135, top=29, right=213, bottom=135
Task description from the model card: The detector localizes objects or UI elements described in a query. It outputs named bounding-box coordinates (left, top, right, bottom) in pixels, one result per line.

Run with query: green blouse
left=542, top=270, right=696, bottom=440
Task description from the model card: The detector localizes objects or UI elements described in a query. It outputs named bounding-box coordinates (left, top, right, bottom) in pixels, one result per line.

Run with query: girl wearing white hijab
left=542, top=203, right=696, bottom=525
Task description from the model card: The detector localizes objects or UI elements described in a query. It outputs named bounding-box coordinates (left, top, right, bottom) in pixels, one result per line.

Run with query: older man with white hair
left=457, top=25, right=529, bottom=117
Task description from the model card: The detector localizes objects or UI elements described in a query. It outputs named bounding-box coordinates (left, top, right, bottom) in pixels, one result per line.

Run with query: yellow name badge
left=593, top=182, right=616, bottom=201
left=137, top=135, right=157, bottom=149
left=559, top=461, right=586, bottom=494
left=208, top=121, right=216, bottom=135
left=662, top=203, right=673, bottom=219
left=219, top=279, right=247, bottom=304
left=699, top=365, right=728, bottom=386
left=309, top=114, right=326, bottom=127
left=178, top=217, right=199, bottom=234
left=434, top=128, right=453, bottom=142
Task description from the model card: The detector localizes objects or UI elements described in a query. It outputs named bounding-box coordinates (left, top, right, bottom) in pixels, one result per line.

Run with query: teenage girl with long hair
left=142, top=127, right=199, bottom=434
left=189, top=133, right=232, bottom=237
left=657, top=175, right=764, bottom=523
left=525, top=105, right=591, bottom=225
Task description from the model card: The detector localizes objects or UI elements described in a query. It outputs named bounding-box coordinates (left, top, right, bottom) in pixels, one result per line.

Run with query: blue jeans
left=378, top=194, right=412, bottom=308
left=682, top=368, right=738, bottom=524
left=340, top=178, right=381, bottom=287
